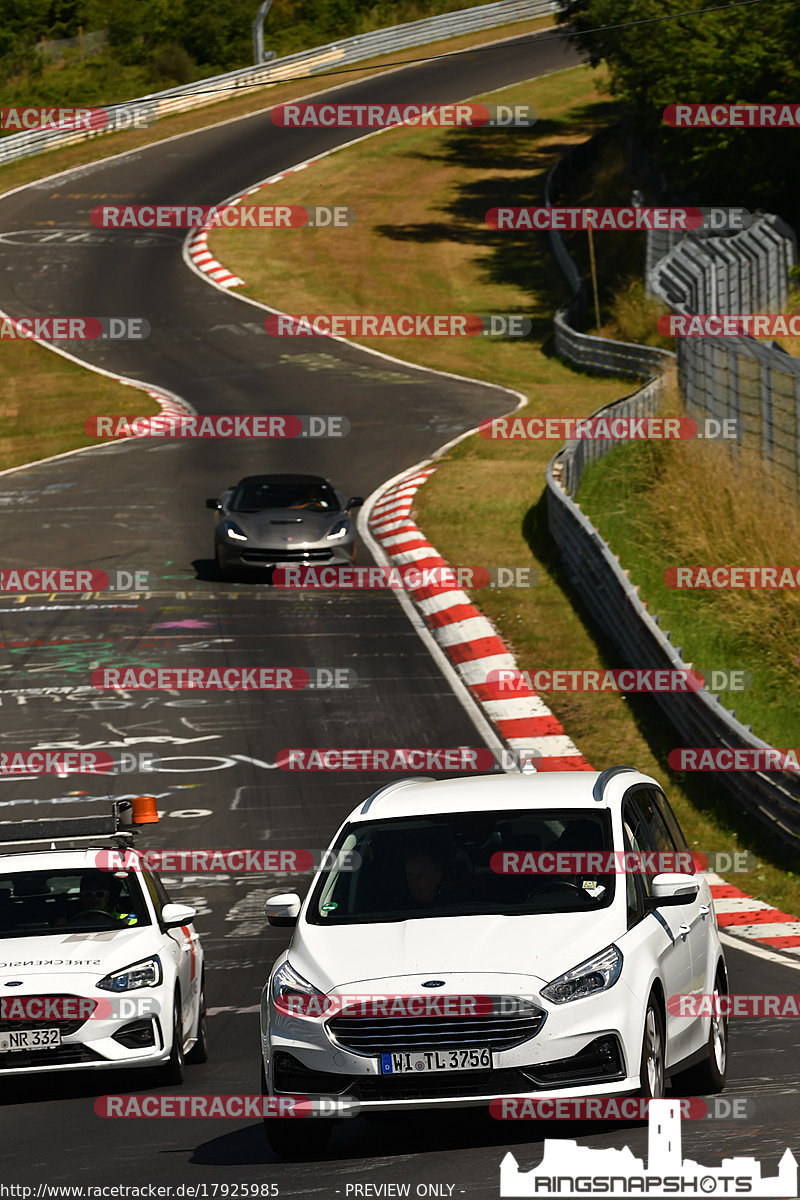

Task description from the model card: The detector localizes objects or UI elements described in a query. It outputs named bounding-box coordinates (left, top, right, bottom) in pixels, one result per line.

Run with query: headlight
left=271, top=960, right=324, bottom=1012
left=97, top=955, right=162, bottom=992
left=540, top=944, right=622, bottom=1004
left=326, top=520, right=349, bottom=542
left=221, top=520, right=247, bottom=542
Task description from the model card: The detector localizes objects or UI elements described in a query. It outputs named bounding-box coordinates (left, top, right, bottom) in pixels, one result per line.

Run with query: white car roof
left=347, top=769, right=659, bottom=822
left=0, top=847, right=145, bottom=873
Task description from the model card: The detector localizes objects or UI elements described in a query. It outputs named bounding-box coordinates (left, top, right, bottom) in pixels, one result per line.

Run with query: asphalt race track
left=0, top=24, right=799, bottom=1195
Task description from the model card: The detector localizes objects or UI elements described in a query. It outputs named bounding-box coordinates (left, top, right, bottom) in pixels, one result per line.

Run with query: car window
left=622, top=799, right=658, bottom=900
left=229, top=480, right=337, bottom=513
left=307, top=809, right=616, bottom=924
left=633, top=789, right=676, bottom=855
left=0, top=868, right=150, bottom=936
left=651, top=789, right=691, bottom=855
left=142, top=871, right=172, bottom=920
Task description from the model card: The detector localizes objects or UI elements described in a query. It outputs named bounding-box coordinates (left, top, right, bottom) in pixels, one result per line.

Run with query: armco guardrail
left=544, top=136, right=800, bottom=853
left=0, top=0, right=559, bottom=167
left=546, top=426, right=800, bottom=854
left=647, top=215, right=800, bottom=494
left=544, top=134, right=674, bottom=380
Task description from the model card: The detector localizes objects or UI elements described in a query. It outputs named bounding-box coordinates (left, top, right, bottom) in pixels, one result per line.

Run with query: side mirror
left=265, top=892, right=301, bottom=927
left=206, top=498, right=222, bottom=510
left=646, top=873, right=700, bottom=908
left=345, top=496, right=364, bottom=509
left=161, top=902, right=197, bottom=928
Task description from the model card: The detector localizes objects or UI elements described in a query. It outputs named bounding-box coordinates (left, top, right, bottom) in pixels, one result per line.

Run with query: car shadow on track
left=189, top=1111, right=649, bottom=1165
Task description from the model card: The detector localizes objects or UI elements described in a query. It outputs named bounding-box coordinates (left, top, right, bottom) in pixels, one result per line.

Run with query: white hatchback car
left=0, top=833, right=206, bottom=1080
left=260, top=767, right=727, bottom=1156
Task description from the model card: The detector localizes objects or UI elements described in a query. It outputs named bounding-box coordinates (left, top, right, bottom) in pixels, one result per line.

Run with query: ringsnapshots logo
left=95, top=1095, right=358, bottom=1119
left=272, top=565, right=537, bottom=590
left=91, top=205, right=355, bottom=229
left=664, top=103, right=800, bottom=127
left=0, top=317, right=149, bottom=341
left=265, top=314, right=531, bottom=338
left=479, top=415, right=738, bottom=441
left=0, top=569, right=149, bottom=592
left=0, top=105, right=155, bottom=132
left=271, top=102, right=537, bottom=128
left=90, top=666, right=356, bottom=690
left=85, top=414, right=348, bottom=439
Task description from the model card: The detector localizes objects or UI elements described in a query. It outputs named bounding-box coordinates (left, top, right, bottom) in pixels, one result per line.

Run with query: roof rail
left=0, top=799, right=144, bottom=852
left=592, top=765, right=637, bottom=803
left=359, top=777, right=435, bottom=815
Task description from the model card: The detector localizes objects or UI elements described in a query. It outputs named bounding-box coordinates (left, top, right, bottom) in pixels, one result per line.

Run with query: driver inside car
left=72, top=871, right=139, bottom=926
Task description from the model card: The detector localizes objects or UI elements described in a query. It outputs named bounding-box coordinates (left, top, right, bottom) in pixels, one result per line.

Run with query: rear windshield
left=307, top=809, right=615, bottom=924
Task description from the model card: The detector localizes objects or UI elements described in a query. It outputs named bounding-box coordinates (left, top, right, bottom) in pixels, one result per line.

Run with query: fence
left=544, top=137, right=674, bottom=379
left=0, top=0, right=560, bottom=167
left=544, top=136, right=800, bottom=853
left=647, top=217, right=800, bottom=494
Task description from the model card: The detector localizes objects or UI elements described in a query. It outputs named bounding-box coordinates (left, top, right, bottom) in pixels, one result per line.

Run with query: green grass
left=205, top=62, right=800, bottom=913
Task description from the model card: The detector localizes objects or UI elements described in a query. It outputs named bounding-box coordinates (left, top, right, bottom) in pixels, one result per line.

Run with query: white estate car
left=260, top=767, right=727, bottom=1156
left=0, top=810, right=206, bottom=1079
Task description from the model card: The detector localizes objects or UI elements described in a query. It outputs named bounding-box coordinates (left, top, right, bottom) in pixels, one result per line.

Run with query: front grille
left=241, top=549, right=333, bottom=563
left=353, top=1068, right=535, bottom=1101
left=0, top=1044, right=103, bottom=1070
left=0, top=995, right=96, bottom=1036
left=327, top=997, right=546, bottom=1056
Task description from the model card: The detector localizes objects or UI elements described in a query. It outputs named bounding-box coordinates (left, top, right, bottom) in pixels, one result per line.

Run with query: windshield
left=229, top=480, right=338, bottom=513
left=307, top=809, right=615, bottom=924
left=0, top=867, right=151, bottom=937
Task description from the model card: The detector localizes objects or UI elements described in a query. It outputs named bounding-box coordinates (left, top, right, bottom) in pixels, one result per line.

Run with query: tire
left=261, top=1062, right=333, bottom=1160
left=638, top=993, right=666, bottom=1098
left=160, top=995, right=185, bottom=1085
left=671, top=973, right=728, bottom=1095
left=186, top=973, right=209, bottom=1064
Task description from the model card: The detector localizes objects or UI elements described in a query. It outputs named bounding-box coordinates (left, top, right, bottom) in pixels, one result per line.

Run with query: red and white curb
left=370, top=466, right=800, bottom=955
left=369, top=466, right=592, bottom=774
left=706, top=873, right=800, bottom=957
left=185, top=161, right=317, bottom=289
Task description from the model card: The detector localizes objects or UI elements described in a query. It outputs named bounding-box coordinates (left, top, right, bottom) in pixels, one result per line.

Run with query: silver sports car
left=206, top=474, right=363, bottom=579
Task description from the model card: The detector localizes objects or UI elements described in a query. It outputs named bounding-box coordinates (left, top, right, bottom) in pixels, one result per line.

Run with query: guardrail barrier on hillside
left=544, top=134, right=800, bottom=853
left=0, top=0, right=559, bottom=167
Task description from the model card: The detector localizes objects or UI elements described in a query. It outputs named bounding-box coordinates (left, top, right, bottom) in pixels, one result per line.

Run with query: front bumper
left=0, top=988, right=171, bottom=1076
left=216, top=536, right=356, bottom=571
